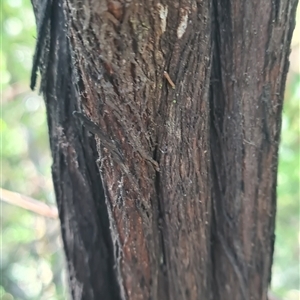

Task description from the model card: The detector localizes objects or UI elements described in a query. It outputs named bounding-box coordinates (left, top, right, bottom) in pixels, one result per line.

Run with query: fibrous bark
left=210, top=1, right=297, bottom=299
left=30, top=0, right=297, bottom=299
left=64, top=1, right=212, bottom=299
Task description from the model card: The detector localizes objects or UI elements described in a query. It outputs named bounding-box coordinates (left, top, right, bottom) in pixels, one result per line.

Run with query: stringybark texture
left=66, top=1, right=212, bottom=299
left=210, top=1, right=298, bottom=299
left=30, top=0, right=297, bottom=299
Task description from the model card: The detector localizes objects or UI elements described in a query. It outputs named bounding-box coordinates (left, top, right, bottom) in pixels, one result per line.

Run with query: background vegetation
left=1, top=0, right=299, bottom=299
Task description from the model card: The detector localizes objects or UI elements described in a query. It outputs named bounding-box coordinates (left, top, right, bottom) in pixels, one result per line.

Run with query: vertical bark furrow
left=65, top=0, right=212, bottom=299
left=156, top=2, right=212, bottom=298
left=30, top=0, right=297, bottom=298
left=210, top=0, right=297, bottom=299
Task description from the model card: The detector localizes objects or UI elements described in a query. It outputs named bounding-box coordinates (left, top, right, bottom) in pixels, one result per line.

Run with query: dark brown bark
left=210, top=1, right=297, bottom=299
left=30, top=0, right=297, bottom=299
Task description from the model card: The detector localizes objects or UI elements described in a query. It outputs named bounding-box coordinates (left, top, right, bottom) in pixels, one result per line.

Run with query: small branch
left=0, top=188, right=58, bottom=219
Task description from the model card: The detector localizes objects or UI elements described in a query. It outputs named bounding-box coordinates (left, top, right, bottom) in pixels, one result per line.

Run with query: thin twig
left=163, top=71, right=175, bottom=89
left=0, top=188, right=58, bottom=219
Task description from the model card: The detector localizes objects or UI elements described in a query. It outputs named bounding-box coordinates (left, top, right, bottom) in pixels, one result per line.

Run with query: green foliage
left=272, top=72, right=300, bottom=298
left=1, top=0, right=299, bottom=299
left=270, top=8, right=300, bottom=299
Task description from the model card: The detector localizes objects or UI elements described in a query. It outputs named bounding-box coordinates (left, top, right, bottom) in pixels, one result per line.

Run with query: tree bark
left=210, top=1, right=297, bottom=299
left=30, top=0, right=297, bottom=299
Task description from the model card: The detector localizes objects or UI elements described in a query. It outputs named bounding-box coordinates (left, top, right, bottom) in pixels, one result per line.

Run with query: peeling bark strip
left=30, top=0, right=297, bottom=299
left=30, top=0, right=121, bottom=298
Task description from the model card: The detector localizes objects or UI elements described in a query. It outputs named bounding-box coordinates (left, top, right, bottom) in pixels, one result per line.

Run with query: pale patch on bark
left=177, top=12, right=188, bottom=39
left=157, top=3, right=168, bottom=33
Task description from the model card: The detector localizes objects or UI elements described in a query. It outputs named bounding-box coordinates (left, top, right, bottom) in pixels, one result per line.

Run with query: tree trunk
left=30, top=0, right=297, bottom=299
